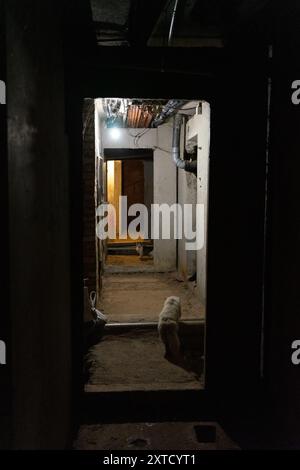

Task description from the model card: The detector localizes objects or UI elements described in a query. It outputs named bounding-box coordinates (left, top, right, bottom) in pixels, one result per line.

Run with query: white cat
left=158, top=296, right=182, bottom=362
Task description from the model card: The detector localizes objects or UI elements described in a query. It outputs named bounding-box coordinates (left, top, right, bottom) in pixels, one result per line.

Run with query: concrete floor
left=85, top=327, right=204, bottom=393
left=74, top=421, right=239, bottom=450
left=99, top=272, right=205, bottom=323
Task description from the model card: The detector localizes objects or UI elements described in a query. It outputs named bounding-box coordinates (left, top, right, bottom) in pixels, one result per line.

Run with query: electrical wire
left=127, top=128, right=152, bottom=148
left=153, top=146, right=171, bottom=154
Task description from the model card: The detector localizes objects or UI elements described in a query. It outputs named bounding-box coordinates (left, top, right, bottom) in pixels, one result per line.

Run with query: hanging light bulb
left=109, top=127, right=121, bottom=140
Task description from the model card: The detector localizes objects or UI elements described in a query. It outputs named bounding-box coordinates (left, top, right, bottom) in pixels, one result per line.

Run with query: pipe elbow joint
left=172, top=147, right=186, bottom=169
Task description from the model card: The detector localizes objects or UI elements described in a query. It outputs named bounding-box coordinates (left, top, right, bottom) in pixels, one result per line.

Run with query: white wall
left=178, top=170, right=197, bottom=279
left=178, top=115, right=197, bottom=280
left=102, top=127, right=157, bottom=149
left=186, top=102, right=211, bottom=304
left=153, top=124, right=177, bottom=271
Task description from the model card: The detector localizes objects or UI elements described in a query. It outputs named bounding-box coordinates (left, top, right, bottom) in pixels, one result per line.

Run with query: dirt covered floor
left=99, top=272, right=205, bottom=323
left=74, top=421, right=239, bottom=450
left=85, top=327, right=204, bottom=393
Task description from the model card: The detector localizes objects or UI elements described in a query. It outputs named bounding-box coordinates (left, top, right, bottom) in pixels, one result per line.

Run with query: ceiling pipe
left=172, top=114, right=197, bottom=175
left=152, top=99, right=185, bottom=127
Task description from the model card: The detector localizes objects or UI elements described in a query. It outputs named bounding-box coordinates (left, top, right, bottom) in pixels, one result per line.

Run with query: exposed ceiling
left=102, top=98, right=167, bottom=128
left=100, top=98, right=199, bottom=128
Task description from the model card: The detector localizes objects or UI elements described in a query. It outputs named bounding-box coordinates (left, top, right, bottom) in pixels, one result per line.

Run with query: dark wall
left=6, top=0, right=72, bottom=449
left=207, top=48, right=268, bottom=409
left=0, top=0, right=12, bottom=450
left=3, top=0, right=300, bottom=449
left=82, top=100, right=96, bottom=292
left=265, top=33, right=300, bottom=447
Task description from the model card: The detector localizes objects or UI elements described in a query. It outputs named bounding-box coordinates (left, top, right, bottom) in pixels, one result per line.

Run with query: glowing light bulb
left=109, top=127, right=121, bottom=140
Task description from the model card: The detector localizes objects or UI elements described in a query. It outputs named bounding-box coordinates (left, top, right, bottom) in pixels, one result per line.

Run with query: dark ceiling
left=89, top=0, right=274, bottom=47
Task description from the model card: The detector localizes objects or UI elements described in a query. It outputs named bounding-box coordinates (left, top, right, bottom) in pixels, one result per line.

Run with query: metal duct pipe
left=172, top=114, right=185, bottom=169
left=152, top=99, right=186, bottom=127
left=172, top=114, right=197, bottom=175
